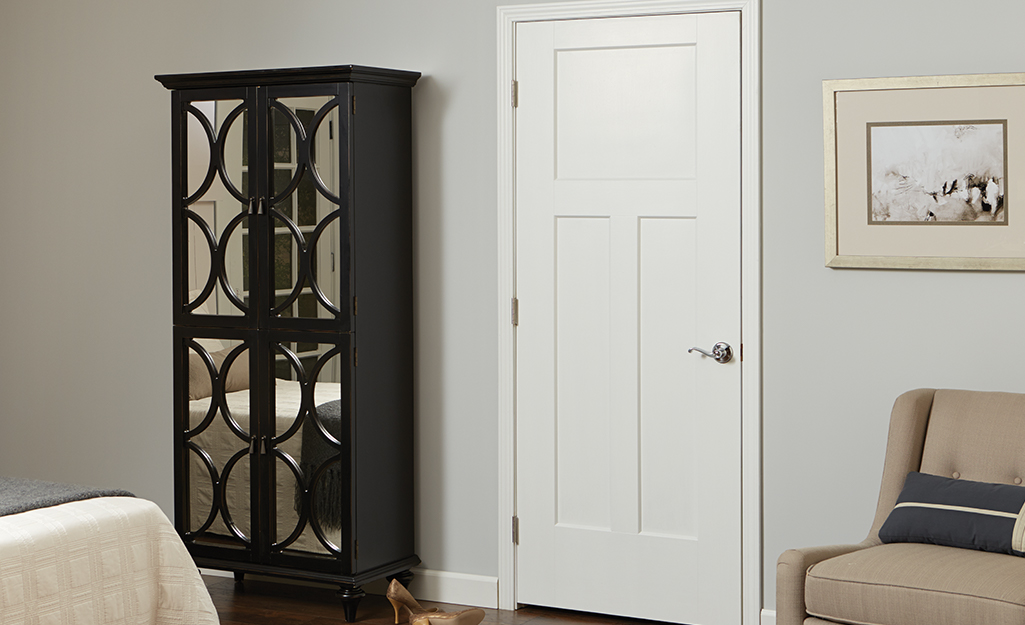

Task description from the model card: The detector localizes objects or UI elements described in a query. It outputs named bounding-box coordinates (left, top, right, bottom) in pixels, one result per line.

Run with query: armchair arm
left=776, top=541, right=875, bottom=625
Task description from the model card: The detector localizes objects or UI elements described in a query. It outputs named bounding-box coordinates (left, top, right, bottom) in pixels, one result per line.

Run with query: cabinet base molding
left=202, top=565, right=500, bottom=609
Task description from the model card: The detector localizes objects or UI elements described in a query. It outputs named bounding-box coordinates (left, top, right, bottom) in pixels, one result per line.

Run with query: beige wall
left=3, top=0, right=1025, bottom=612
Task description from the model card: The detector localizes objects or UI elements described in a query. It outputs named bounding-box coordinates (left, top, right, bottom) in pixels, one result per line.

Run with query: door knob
left=688, top=342, right=733, bottom=364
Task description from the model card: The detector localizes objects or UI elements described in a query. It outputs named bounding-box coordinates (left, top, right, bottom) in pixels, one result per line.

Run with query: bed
left=187, top=378, right=344, bottom=555
left=0, top=492, right=218, bottom=624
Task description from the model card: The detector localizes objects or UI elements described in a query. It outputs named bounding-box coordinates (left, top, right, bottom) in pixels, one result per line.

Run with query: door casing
left=496, top=1, right=762, bottom=622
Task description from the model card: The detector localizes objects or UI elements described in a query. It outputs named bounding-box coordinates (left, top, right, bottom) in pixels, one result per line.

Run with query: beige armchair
left=777, top=388, right=1025, bottom=625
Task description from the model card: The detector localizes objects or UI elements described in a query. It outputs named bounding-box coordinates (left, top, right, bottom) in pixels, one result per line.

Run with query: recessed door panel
left=556, top=45, right=696, bottom=180
left=639, top=217, right=697, bottom=539
left=555, top=217, right=612, bottom=530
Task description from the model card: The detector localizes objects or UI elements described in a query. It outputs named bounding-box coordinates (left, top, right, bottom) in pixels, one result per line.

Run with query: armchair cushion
left=879, top=471, right=1025, bottom=555
left=776, top=542, right=872, bottom=625
left=806, top=543, right=1025, bottom=625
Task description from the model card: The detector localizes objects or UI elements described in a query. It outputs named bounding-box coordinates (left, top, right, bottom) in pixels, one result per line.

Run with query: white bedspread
left=0, top=497, right=217, bottom=625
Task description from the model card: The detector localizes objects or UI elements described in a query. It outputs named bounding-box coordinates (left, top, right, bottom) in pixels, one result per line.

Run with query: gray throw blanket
left=0, top=476, right=134, bottom=517
left=294, top=400, right=345, bottom=529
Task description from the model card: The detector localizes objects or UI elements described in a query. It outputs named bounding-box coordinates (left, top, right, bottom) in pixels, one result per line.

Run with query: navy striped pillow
left=879, top=471, right=1025, bottom=555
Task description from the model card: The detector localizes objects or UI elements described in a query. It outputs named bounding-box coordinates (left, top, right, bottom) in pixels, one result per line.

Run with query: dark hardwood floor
left=205, top=575, right=666, bottom=625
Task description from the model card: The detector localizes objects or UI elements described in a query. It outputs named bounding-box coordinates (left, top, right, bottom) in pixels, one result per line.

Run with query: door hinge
left=512, top=515, right=520, bottom=544
left=351, top=95, right=356, bottom=114
left=354, top=540, right=359, bottom=559
left=511, top=298, right=519, bottom=326
left=740, top=343, right=744, bottom=362
left=353, top=296, right=358, bottom=316
left=511, top=80, right=519, bottom=108
left=354, top=347, right=358, bottom=367
left=329, top=119, right=334, bottom=140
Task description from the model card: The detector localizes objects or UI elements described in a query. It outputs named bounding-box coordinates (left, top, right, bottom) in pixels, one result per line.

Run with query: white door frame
left=496, top=1, right=761, bottom=623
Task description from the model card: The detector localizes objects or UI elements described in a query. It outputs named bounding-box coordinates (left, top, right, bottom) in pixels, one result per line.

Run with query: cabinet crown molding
left=156, top=64, right=421, bottom=90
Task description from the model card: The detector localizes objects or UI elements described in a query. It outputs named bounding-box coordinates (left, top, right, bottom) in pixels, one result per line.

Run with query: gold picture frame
left=824, top=72, right=1025, bottom=270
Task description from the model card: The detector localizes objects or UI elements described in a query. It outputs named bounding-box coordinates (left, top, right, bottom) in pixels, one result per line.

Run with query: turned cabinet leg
left=337, top=584, right=366, bottom=622
left=392, top=569, right=414, bottom=588
left=233, top=571, right=245, bottom=585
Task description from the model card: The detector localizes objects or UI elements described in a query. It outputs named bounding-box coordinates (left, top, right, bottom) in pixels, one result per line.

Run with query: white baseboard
left=364, top=568, right=498, bottom=609
left=761, top=608, right=776, bottom=625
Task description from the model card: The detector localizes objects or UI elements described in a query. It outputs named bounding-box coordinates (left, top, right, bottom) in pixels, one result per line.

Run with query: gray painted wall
left=2, top=0, right=1024, bottom=613
left=763, top=0, right=1025, bottom=610
left=0, top=0, right=532, bottom=581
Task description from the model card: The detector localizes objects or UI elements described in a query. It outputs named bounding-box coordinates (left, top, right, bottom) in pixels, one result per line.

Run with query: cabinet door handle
left=249, top=436, right=258, bottom=455
left=257, top=197, right=267, bottom=215
left=247, top=198, right=256, bottom=215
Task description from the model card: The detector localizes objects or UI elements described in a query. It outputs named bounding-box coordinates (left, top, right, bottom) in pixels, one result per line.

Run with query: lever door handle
left=688, top=342, right=733, bottom=364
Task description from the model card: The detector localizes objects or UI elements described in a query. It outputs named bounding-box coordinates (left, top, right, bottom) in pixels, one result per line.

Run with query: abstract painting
left=868, top=121, right=1006, bottom=224
left=824, top=72, right=1025, bottom=270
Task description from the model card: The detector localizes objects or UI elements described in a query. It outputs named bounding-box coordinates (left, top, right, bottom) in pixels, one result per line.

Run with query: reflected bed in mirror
left=188, top=378, right=345, bottom=556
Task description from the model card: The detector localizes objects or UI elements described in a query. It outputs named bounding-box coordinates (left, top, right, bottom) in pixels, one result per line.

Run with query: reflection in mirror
left=183, top=99, right=248, bottom=317
left=185, top=446, right=254, bottom=547
left=186, top=337, right=253, bottom=547
left=272, top=344, right=342, bottom=444
left=308, top=458, right=343, bottom=551
left=185, top=207, right=214, bottom=313
left=223, top=454, right=252, bottom=539
left=267, top=343, right=344, bottom=555
left=274, top=232, right=293, bottom=291
left=187, top=344, right=213, bottom=431
left=275, top=455, right=302, bottom=547
left=186, top=339, right=250, bottom=430
left=268, top=97, right=341, bottom=322
left=188, top=449, right=214, bottom=534
left=185, top=103, right=213, bottom=200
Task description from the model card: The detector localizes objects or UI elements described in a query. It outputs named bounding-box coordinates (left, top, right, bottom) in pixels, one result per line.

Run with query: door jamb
left=496, top=2, right=762, bottom=622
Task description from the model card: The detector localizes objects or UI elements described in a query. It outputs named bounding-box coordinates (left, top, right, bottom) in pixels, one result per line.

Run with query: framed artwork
left=824, top=72, right=1025, bottom=270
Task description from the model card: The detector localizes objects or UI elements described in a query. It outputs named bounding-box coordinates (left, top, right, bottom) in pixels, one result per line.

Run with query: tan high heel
left=386, top=579, right=439, bottom=624
left=409, top=608, right=486, bottom=625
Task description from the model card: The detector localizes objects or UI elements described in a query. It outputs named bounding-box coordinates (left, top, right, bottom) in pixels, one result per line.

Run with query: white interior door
left=515, top=12, right=741, bottom=625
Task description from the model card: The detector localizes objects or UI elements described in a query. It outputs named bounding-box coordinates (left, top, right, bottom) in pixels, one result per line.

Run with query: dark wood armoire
left=155, top=65, right=420, bottom=621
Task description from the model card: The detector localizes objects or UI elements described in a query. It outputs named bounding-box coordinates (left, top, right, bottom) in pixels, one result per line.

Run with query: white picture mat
left=835, top=84, right=1025, bottom=259
left=832, top=82, right=1025, bottom=258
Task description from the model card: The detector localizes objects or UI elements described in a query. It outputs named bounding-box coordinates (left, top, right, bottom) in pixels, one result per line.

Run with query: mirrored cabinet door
left=175, top=85, right=353, bottom=332
left=262, top=333, right=353, bottom=564
left=175, top=88, right=258, bottom=325
left=176, top=329, right=258, bottom=562
left=264, top=85, right=352, bottom=332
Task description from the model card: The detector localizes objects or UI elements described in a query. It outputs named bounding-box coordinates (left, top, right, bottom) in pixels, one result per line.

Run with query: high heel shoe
left=410, top=609, right=486, bottom=625
left=386, top=579, right=439, bottom=624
